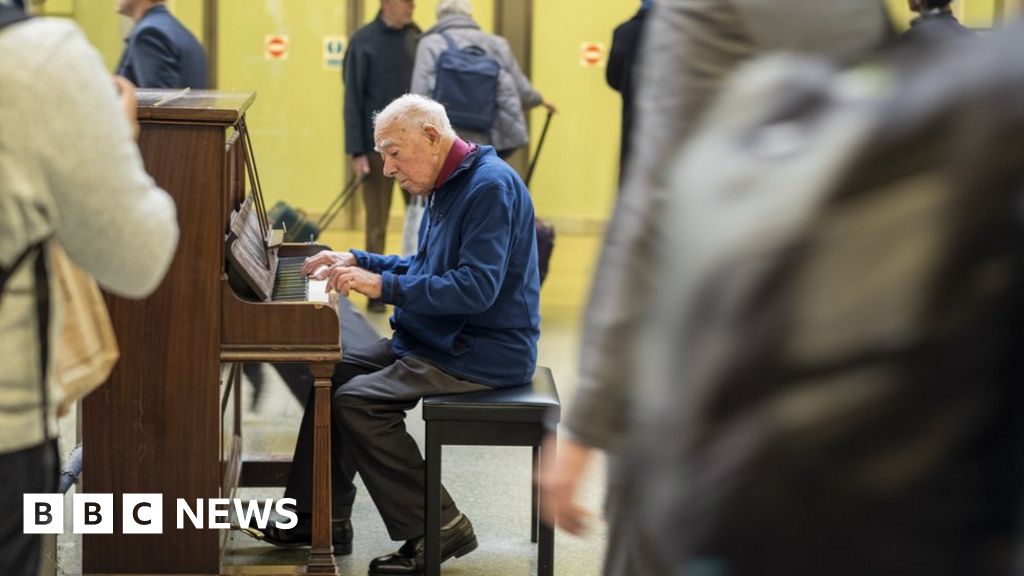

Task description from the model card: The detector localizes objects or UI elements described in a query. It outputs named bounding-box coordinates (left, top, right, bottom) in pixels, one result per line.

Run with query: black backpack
left=635, top=30, right=1024, bottom=574
left=432, top=31, right=501, bottom=133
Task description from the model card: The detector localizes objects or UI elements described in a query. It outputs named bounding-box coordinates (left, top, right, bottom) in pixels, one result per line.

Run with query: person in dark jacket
left=261, top=94, right=541, bottom=576
left=115, top=0, right=206, bottom=89
left=903, top=0, right=973, bottom=42
left=606, top=0, right=651, bottom=183
left=344, top=0, right=420, bottom=312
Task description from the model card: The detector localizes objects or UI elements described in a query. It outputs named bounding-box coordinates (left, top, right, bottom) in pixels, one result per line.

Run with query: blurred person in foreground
left=538, top=0, right=891, bottom=574
left=115, top=0, right=207, bottom=89
left=259, top=94, right=541, bottom=575
left=633, top=23, right=1024, bottom=574
left=0, top=1, right=179, bottom=574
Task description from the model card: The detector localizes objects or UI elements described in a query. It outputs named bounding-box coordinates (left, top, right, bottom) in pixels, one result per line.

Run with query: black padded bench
left=422, top=366, right=560, bottom=576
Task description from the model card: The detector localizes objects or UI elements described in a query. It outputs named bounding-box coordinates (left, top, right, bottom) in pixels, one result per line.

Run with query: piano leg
left=306, top=363, right=339, bottom=574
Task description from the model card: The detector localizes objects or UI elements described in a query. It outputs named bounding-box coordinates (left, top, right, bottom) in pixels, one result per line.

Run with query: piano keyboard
left=273, top=257, right=329, bottom=303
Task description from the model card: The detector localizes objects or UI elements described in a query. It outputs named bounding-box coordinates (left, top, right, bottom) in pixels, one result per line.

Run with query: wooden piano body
left=82, top=90, right=340, bottom=574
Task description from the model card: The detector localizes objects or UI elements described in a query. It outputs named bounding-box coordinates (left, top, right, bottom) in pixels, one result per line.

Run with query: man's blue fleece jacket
left=350, top=146, right=541, bottom=387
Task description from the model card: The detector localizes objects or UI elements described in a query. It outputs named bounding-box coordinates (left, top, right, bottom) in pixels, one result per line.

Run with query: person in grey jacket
left=538, top=1, right=891, bottom=574
left=0, top=3, right=178, bottom=574
left=410, top=0, right=555, bottom=157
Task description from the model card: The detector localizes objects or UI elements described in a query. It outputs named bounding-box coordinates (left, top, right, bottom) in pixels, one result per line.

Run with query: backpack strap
left=31, top=245, right=51, bottom=442
left=0, top=243, right=41, bottom=298
left=440, top=31, right=460, bottom=51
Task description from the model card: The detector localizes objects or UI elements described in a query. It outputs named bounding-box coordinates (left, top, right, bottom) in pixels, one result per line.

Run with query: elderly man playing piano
left=261, top=94, right=541, bottom=575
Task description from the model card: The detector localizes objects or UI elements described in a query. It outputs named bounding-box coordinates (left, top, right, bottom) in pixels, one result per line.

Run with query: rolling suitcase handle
left=524, top=109, right=555, bottom=285
left=315, top=172, right=365, bottom=233
left=526, top=109, right=554, bottom=188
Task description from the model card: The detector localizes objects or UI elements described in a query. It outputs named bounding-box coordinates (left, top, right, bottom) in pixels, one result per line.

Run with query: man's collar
left=377, top=12, right=407, bottom=31
left=433, top=139, right=476, bottom=190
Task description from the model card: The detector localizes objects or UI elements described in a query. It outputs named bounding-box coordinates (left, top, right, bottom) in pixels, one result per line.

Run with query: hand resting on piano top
left=302, top=249, right=383, bottom=299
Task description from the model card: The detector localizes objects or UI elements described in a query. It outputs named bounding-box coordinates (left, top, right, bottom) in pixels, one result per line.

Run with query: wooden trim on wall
left=493, top=0, right=534, bottom=179
left=343, top=0, right=366, bottom=229
left=204, top=0, right=217, bottom=89
left=348, top=0, right=364, bottom=35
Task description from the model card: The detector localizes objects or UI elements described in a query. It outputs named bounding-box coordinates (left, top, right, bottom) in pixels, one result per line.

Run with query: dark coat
left=116, top=5, right=206, bottom=89
left=606, top=8, right=648, bottom=180
left=343, top=15, right=420, bottom=156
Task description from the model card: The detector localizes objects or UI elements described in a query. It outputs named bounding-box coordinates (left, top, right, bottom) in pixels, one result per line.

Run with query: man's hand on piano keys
left=323, top=266, right=383, bottom=299
left=302, top=250, right=356, bottom=277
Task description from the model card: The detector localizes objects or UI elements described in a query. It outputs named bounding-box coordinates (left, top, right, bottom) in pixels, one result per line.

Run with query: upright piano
left=82, top=90, right=341, bottom=574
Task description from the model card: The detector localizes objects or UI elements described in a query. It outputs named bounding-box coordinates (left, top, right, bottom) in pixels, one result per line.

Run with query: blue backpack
left=432, top=31, right=501, bottom=133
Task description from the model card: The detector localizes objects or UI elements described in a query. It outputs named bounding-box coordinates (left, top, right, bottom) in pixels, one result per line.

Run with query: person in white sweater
left=0, top=3, right=179, bottom=574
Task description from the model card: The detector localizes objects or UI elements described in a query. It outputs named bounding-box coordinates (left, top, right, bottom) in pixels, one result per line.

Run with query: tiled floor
left=55, top=227, right=609, bottom=575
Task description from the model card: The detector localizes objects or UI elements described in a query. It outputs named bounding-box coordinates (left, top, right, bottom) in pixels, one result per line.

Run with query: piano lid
left=136, top=89, right=255, bottom=124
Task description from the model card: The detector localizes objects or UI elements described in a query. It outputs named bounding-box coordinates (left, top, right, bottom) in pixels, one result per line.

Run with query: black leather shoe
left=259, top=509, right=353, bottom=556
left=369, top=514, right=477, bottom=575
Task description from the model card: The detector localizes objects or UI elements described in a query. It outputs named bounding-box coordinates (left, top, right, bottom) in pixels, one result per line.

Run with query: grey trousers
left=362, top=154, right=410, bottom=255
left=284, top=338, right=488, bottom=540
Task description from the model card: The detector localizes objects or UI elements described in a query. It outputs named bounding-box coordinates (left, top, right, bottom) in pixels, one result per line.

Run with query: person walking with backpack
left=411, top=0, right=556, bottom=159
left=0, top=1, right=178, bottom=574
left=344, top=0, right=420, bottom=313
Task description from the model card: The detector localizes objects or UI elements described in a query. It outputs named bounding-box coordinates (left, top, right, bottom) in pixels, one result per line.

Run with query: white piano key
left=307, top=279, right=329, bottom=303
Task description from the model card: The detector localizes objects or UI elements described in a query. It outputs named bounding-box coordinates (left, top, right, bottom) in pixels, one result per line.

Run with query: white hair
left=373, top=94, right=457, bottom=147
left=436, top=0, right=472, bottom=18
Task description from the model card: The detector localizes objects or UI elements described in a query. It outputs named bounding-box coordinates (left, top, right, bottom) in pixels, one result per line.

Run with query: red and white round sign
left=265, top=35, right=289, bottom=60
left=579, top=42, right=605, bottom=68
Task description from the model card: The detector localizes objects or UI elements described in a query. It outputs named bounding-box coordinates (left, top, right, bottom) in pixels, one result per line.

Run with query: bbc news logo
left=23, top=494, right=297, bottom=534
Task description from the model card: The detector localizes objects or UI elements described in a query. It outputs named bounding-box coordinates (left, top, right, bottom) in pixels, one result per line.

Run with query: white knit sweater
left=0, top=17, right=179, bottom=453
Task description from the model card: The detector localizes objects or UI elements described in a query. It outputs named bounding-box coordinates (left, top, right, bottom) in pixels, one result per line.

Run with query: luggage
left=268, top=174, right=362, bottom=242
left=527, top=109, right=555, bottom=286
left=433, top=31, right=502, bottom=133
left=534, top=218, right=555, bottom=284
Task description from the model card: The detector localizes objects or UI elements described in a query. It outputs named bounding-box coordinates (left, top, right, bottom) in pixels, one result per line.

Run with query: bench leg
left=425, top=423, right=442, bottom=576
left=532, top=445, right=539, bottom=543
left=538, top=437, right=555, bottom=576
